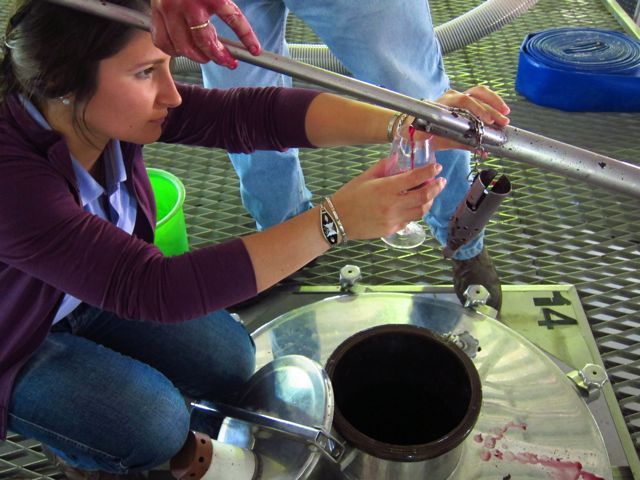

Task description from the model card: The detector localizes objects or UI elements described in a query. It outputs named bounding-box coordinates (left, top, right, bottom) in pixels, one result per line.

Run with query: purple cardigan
left=0, top=83, right=320, bottom=438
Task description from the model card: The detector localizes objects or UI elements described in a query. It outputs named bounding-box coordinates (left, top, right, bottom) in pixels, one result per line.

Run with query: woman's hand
left=330, top=159, right=447, bottom=240
left=403, top=85, right=511, bottom=152
left=150, top=0, right=261, bottom=67
left=241, top=158, right=444, bottom=291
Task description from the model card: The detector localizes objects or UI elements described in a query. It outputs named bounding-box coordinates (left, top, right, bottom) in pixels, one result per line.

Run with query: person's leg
left=286, top=0, right=477, bottom=250
left=65, top=304, right=255, bottom=403
left=288, top=0, right=499, bottom=307
left=8, top=306, right=256, bottom=474
left=66, top=304, right=256, bottom=438
left=286, top=0, right=448, bottom=98
left=8, top=332, right=190, bottom=474
left=202, top=0, right=312, bottom=230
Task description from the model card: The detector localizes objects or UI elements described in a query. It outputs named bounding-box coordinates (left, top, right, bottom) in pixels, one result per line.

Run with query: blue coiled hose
left=516, top=27, right=640, bottom=112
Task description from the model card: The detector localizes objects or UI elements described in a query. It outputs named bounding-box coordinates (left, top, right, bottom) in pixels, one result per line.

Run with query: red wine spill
left=473, top=422, right=604, bottom=480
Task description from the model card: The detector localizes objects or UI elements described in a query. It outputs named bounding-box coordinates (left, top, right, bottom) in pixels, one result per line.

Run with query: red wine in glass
left=381, top=128, right=435, bottom=249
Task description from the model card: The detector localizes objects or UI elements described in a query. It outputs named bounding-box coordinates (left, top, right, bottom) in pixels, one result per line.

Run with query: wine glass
left=381, top=129, right=436, bottom=249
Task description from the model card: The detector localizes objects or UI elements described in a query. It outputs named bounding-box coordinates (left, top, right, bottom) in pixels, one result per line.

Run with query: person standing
left=202, top=0, right=504, bottom=309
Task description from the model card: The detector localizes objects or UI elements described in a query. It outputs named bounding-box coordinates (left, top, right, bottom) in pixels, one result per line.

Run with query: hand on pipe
left=403, top=85, right=511, bottom=151
left=150, top=0, right=261, bottom=67
left=330, top=159, right=447, bottom=240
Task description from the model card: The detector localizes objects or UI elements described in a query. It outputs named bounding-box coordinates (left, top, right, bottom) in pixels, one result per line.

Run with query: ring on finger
left=189, top=20, right=210, bottom=31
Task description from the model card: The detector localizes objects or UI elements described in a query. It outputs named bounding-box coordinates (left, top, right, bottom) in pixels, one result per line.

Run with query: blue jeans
left=203, top=0, right=483, bottom=260
left=7, top=305, right=255, bottom=474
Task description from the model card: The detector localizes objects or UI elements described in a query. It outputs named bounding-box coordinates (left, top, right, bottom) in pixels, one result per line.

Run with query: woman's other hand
left=401, top=86, right=510, bottom=152
left=150, top=0, right=261, bottom=67
left=433, top=86, right=510, bottom=151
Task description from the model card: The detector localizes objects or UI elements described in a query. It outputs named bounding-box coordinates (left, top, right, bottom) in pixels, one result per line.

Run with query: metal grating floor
left=2, top=0, right=640, bottom=478
left=617, top=0, right=639, bottom=16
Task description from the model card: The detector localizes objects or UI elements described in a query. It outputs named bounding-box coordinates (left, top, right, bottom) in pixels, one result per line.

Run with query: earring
left=59, top=96, right=71, bottom=106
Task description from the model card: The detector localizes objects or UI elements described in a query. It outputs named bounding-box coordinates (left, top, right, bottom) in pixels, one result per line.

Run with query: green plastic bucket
left=147, top=168, right=189, bottom=256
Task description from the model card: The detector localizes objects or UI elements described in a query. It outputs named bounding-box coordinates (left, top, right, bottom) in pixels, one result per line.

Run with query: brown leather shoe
left=43, top=447, right=147, bottom=480
left=452, top=247, right=502, bottom=310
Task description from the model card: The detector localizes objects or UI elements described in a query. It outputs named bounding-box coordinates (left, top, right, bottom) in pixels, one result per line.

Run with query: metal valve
left=443, top=331, right=480, bottom=359
left=339, top=265, right=362, bottom=292
left=567, top=363, right=608, bottom=403
left=462, top=284, right=498, bottom=318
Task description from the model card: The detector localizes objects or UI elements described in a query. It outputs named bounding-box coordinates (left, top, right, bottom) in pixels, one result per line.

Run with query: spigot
left=443, top=169, right=511, bottom=259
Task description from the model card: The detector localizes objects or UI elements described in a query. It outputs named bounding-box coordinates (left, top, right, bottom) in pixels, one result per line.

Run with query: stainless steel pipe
left=45, top=0, right=640, bottom=199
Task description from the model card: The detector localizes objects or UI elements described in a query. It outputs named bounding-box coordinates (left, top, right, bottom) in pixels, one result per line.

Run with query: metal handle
left=191, top=401, right=345, bottom=462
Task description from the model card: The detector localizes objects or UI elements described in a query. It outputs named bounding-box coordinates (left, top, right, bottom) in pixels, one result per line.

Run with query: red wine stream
left=409, top=125, right=416, bottom=170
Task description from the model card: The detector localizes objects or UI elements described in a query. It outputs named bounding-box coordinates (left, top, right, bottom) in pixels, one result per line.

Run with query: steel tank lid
left=223, top=293, right=612, bottom=479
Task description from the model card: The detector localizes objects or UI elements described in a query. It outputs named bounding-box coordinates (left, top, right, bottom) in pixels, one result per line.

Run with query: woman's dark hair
left=1, top=0, right=150, bottom=119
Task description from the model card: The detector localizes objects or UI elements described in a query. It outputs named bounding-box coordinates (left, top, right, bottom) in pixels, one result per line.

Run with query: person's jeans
left=203, top=0, right=483, bottom=260
left=7, top=304, right=255, bottom=474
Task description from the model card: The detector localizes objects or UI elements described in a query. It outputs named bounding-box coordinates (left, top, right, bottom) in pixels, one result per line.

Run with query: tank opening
left=329, top=327, right=474, bottom=446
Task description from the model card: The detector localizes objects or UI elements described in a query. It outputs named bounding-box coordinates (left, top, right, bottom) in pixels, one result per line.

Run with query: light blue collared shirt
left=21, top=97, right=138, bottom=323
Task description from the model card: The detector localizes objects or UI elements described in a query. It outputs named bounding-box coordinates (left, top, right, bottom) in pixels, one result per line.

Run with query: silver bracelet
left=323, top=197, right=347, bottom=243
left=387, top=112, right=408, bottom=142
left=386, top=112, right=402, bottom=142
